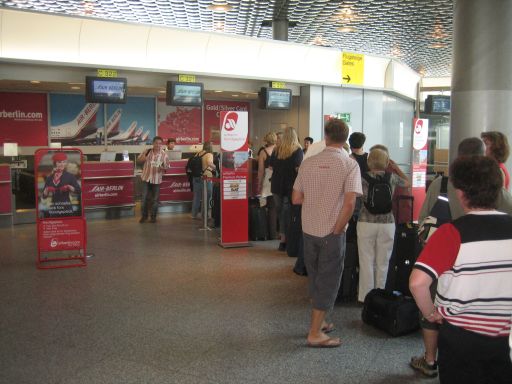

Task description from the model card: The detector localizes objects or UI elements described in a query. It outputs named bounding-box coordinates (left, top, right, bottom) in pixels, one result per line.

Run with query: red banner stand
left=411, top=118, right=429, bottom=221
left=219, top=111, right=251, bottom=248
left=35, top=148, right=87, bottom=269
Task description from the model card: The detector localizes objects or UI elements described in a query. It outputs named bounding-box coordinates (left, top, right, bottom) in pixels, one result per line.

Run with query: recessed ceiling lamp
left=30, top=80, right=41, bottom=84
left=68, top=82, right=84, bottom=85
left=214, top=90, right=223, bottom=93
left=391, top=47, right=402, bottom=57
left=337, top=26, right=357, bottom=33
left=311, top=36, right=327, bottom=46
left=428, top=42, right=447, bottom=49
left=158, top=90, right=166, bottom=94
left=70, top=86, right=81, bottom=90
left=207, top=2, right=233, bottom=12
left=232, top=94, right=239, bottom=97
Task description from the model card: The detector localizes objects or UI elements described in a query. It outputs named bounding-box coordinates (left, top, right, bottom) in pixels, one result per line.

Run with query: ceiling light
left=30, top=80, right=41, bottom=84
left=428, top=42, right=447, bottom=49
left=207, top=2, right=233, bottom=12
left=68, top=82, right=84, bottom=85
left=158, top=90, right=166, bottom=94
left=337, top=26, right=357, bottom=33
left=232, top=94, right=239, bottom=97
left=214, top=90, right=223, bottom=93
left=70, top=86, right=81, bottom=90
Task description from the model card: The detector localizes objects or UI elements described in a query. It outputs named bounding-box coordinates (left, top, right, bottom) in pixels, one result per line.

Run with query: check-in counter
left=82, top=161, right=135, bottom=219
left=158, top=159, right=193, bottom=213
left=0, top=164, right=13, bottom=226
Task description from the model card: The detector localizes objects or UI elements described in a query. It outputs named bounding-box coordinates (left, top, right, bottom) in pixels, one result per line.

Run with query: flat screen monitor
left=85, top=76, right=127, bottom=104
left=425, top=95, right=450, bottom=114
left=166, top=81, right=203, bottom=106
left=265, top=88, right=292, bottom=110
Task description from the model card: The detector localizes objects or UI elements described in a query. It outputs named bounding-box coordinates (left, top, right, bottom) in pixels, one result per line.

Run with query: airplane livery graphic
left=50, top=105, right=147, bottom=145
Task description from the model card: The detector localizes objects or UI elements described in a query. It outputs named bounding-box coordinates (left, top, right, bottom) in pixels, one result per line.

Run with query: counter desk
left=0, top=164, right=13, bottom=227
left=82, top=161, right=135, bottom=219
left=157, top=159, right=193, bottom=213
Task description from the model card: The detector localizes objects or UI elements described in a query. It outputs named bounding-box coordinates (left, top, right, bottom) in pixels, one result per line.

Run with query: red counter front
left=160, top=160, right=193, bottom=202
left=0, top=164, right=12, bottom=215
left=82, top=162, right=135, bottom=207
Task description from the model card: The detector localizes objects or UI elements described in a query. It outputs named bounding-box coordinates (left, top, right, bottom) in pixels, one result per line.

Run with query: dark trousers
left=303, top=232, right=346, bottom=311
left=438, top=321, right=512, bottom=384
left=141, top=182, right=160, bottom=219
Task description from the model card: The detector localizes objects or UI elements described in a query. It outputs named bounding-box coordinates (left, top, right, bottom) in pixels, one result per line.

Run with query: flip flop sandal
left=321, top=323, right=335, bottom=334
left=307, top=337, right=342, bottom=348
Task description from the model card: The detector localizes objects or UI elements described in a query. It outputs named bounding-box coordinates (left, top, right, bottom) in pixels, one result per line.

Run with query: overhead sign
left=97, top=69, right=118, bottom=78
left=178, top=74, right=196, bottom=83
left=335, top=113, right=351, bottom=122
left=270, top=81, right=286, bottom=89
left=342, top=52, right=364, bottom=85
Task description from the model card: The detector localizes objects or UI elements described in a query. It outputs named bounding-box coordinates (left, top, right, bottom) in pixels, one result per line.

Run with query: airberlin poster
left=106, top=97, right=155, bottom=146
left=36, top=149, right=83, bottom=219
left=49, top=94, right=105, bottom=146
left=204, top=101, right=250, bottom=144
left=220, top=110, right=249, bottom=247
left=35, top=148, right=86, bottom=269
left=412, top=118, right=429, bottom=220
left=157, top=98, right=201, bottom=145
left=0, top=92, right=48, bottom=146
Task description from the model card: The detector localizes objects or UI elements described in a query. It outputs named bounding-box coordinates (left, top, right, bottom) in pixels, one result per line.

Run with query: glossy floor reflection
left=0, top=213, right=434, bottom=384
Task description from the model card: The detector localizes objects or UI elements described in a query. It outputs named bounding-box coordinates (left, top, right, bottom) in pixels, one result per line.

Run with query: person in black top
left=303, top=137, right=313, bottom=154
left=349, top=132, right=368, bottom=175
left=258, top=132, right=278, bottom=239
left=270, top=127, right=303, bottom=251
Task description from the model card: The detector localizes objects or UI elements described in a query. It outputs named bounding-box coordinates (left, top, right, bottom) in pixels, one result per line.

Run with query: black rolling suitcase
left=336, top=242, right=359, bottom=302
left=211, top=182, right=221, bottom=228
left=385, top=195, right=420, bottom=296
left=286, top=204, right=302, bottom=257
left=249, top=198, right=269, bottom=241
left=362, top=288, right=420, bottom=336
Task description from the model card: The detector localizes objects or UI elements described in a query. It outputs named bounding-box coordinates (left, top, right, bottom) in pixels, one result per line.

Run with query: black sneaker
left=410, top=355, right=438, bottom=378
left=278, top=242, right=286, bottom=252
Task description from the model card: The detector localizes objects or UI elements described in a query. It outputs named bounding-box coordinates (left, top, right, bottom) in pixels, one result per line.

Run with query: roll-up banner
left=412, top=118, right=429, bottom=221
left=35, top=148, right=87, bottom=269
left=219, top=111, right=250, bottom=248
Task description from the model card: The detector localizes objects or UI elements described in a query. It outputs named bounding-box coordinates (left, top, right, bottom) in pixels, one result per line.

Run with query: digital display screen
left=167, top=82, right=203, bottom=106
left=86, top=76, right=127, bottom=104
left=425, top=95, right=450, bottom=114
left=266, top=88, right=292, bottom=110
left=432, top=97, right=450, bottom=113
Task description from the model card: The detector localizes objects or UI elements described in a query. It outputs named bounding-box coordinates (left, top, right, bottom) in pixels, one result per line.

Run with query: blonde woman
left=270, top=127, right=303, bottom=251
left=357, top=148, right=410, bottom=302
left=258, top=132, right=278, bottom=238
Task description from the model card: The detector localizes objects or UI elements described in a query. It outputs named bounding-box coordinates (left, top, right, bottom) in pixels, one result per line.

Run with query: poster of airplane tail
left=49, top=95, right=156, bottom=146
left=107, top=97, right=155, bottom=146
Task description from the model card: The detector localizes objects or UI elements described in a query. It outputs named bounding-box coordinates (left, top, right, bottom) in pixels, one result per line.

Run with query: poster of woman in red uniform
left=36, top=150, right=82, bottom=219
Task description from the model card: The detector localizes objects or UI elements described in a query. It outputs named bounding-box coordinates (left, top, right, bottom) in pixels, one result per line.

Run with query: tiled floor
left=0, top=214, right=435, bottom=384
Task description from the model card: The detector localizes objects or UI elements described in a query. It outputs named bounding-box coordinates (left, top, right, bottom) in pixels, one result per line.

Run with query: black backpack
left=186, top=152, right=206, bottom=178
left=363, top=172, right=393, bottom=214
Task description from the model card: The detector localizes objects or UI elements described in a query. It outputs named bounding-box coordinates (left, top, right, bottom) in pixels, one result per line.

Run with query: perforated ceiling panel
left=0, top=0, right=453, bottom=77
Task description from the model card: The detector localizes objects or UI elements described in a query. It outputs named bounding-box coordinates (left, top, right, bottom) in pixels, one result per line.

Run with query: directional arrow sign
left=342, top=52, right=364, bottom=85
